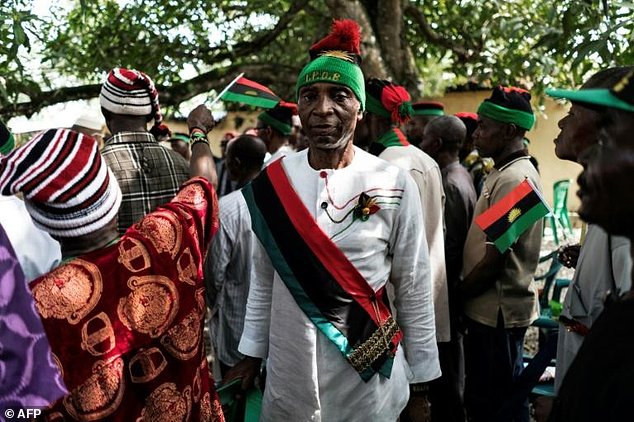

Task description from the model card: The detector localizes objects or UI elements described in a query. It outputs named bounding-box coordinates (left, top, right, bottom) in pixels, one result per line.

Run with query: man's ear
left=357, top=109, right=364, bottom=122
left=434, top=137, right=444, bottom=152
left=505, top=123, right=518, bottom=139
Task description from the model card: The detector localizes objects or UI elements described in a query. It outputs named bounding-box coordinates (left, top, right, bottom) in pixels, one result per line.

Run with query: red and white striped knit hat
left=99, top=67, right=163, bottom=127
left=0, top=129, right=122, bottom=237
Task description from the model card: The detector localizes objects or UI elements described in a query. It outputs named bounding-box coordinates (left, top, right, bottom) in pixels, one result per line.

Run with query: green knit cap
left=365, top=78, right=413, bottom=124
left=296, top=19, right=366, bottom=110
left=170, top=133, right=190, bottom=144
left=0, top=120, right=14, bottom=155
left=412, top=101, right=445, bottom=116
left=296, top=55, right=366, bottom=110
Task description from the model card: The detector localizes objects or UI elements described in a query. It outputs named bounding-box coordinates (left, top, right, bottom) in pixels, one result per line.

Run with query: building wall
left=170, top=91, right=581, bottom=213
left=436, top=91, right=581, bottom=212
left=166, top=112, right=260, bottom=159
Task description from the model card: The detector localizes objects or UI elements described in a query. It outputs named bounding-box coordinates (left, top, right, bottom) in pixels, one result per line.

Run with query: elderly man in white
left=224, top=19, right=440, bottom=421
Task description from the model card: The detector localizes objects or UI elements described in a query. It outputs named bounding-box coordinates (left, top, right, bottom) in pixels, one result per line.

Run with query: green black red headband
left=477, top=85, right=535, bottom=130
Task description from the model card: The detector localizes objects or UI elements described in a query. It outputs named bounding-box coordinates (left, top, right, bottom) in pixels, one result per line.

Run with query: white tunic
left=239, top=147, right=440, bottom=421
left=0, top=195, right=61, bottom=281
left=379, top=145, right=450, bottom=342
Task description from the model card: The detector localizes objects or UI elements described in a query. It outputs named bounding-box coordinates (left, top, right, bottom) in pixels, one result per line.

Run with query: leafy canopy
left=1, top=0, right=632, bottom=117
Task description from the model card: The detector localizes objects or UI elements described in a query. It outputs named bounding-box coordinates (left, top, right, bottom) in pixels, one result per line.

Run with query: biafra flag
left=475, top=179, right=549, bottom=253
left=220, top=76, right=281, bottom=108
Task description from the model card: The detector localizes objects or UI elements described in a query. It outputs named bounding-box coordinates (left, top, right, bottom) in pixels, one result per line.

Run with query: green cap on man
left=296, top=19, right=366, bottom=110
left=546, top=70, right=634, bottom=113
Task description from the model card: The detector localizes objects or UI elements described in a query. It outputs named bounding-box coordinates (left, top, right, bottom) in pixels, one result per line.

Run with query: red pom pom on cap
left=309, top=19, right=362, bottom=60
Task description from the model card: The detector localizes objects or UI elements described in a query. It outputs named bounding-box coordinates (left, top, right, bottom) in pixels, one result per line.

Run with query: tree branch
left=0, top=84, right=102, bottom=118
left=198, top=0, right=311, bottom=63
left=0, top=63, right=301, bottom=118
left=324, top=0, right=389, bottom=79
left=404, top=3, right=473, bottom=62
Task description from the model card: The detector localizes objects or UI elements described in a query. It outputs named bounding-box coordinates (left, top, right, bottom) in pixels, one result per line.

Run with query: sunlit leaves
left=1, top=0, right=633, bottom=116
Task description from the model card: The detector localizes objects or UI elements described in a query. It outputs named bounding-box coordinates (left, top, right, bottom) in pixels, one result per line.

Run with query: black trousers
left=463, top=312, right=529, bottom=422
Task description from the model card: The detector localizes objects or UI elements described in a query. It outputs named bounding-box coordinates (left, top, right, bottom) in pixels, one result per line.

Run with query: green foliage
left=0, top=1, right=42, bottom=109
left=37, top=0, right=325, bottom=107
left=1, top=0, right=633, bottom=117
left=406, top=0, right=634, bottom=99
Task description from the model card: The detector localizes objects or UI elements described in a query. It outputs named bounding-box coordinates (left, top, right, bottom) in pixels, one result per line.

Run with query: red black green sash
left=242, top=159, right=402, bottom=381
left=369, top=127, right=410, bottom=156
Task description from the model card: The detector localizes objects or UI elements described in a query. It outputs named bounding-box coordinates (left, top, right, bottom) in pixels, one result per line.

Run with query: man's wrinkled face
left=554, top=103, right=602, bottom=162
left=472, top=116, right=507, bottom=160
left=298, top=82, right=362, bottom=151
left=577, top=108, right=634, bottom=237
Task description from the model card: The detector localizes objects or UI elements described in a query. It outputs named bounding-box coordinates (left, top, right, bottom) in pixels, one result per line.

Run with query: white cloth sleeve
left=388, top=173, right=441, bottom=383
left=237, top=233, right=275, bottom=358
left=204, top=222, right=231, bottom=305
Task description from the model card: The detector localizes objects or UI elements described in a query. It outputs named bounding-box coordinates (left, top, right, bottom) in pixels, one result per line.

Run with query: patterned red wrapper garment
left=30, top=177, right=224, bottom=421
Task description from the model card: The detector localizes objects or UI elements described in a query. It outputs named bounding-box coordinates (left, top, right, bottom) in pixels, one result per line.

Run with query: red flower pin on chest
left=354, top=192, right=381, bottom=221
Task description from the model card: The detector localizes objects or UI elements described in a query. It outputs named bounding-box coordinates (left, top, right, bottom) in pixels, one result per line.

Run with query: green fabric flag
left=475, top=179, right=549, bottom=252
left=221, top=76, right=281, bottom=108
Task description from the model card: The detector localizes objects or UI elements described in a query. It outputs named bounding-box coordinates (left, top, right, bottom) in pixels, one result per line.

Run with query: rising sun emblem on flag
left=475, top=179, right=549, bottom=252
left=507, top=207, right=522, bottom=223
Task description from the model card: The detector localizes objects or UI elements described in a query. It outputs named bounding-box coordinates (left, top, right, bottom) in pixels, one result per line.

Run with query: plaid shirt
left=102, top=131, right=190, bottom=234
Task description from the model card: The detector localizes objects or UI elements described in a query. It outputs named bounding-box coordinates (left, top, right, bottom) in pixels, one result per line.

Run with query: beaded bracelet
left=190, top=131, right=207, bottom=140
left=190, top=130, right=208, bottom=148
left=191, top=139, right=210, bottom=148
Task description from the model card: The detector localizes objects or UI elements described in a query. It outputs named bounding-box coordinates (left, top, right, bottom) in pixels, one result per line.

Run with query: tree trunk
left=324, top=0, right=389, bottom=80
left=324, top=0, right=422, bottom=98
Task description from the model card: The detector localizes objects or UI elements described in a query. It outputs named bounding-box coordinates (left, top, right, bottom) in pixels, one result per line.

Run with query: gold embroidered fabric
left=346, top=317, right=400, bottom=373
left=29, top=178, right=223, bottom=421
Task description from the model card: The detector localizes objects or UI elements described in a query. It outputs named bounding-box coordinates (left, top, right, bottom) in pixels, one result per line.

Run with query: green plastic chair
left=532, top=250, right=564, bottom=330
left=526, top=250, right=571, bottom=400
left=543, top=179, right=573, bottom=244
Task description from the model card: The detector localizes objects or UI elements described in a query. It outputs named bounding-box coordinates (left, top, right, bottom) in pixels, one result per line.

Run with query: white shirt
left=263, top=144, right=295, bottom=168
left=0, top=195, right=61, bottom=281
left=205, top=190, right=253, bottom=367
left=239, top=147, right=440, bottom=421
left=379, top=145, right=450, bottom=342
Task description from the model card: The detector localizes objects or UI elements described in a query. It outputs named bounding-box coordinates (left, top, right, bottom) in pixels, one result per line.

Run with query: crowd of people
left=0, top=17, right=633, bottom=422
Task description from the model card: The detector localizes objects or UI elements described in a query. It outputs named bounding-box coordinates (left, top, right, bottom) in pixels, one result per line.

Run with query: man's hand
left=187, top=105, right=215, bottom=134
left=222, top=356, right=262, bottom=393
left=558, top=243, right=581, bottom=269
left=401, top=384, right=432, bottom=422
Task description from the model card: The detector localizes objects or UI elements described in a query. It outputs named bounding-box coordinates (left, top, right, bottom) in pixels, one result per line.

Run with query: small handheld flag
left=475, top=179, right=549, bottom=253
left=220, top=76, right=281, bottom=108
